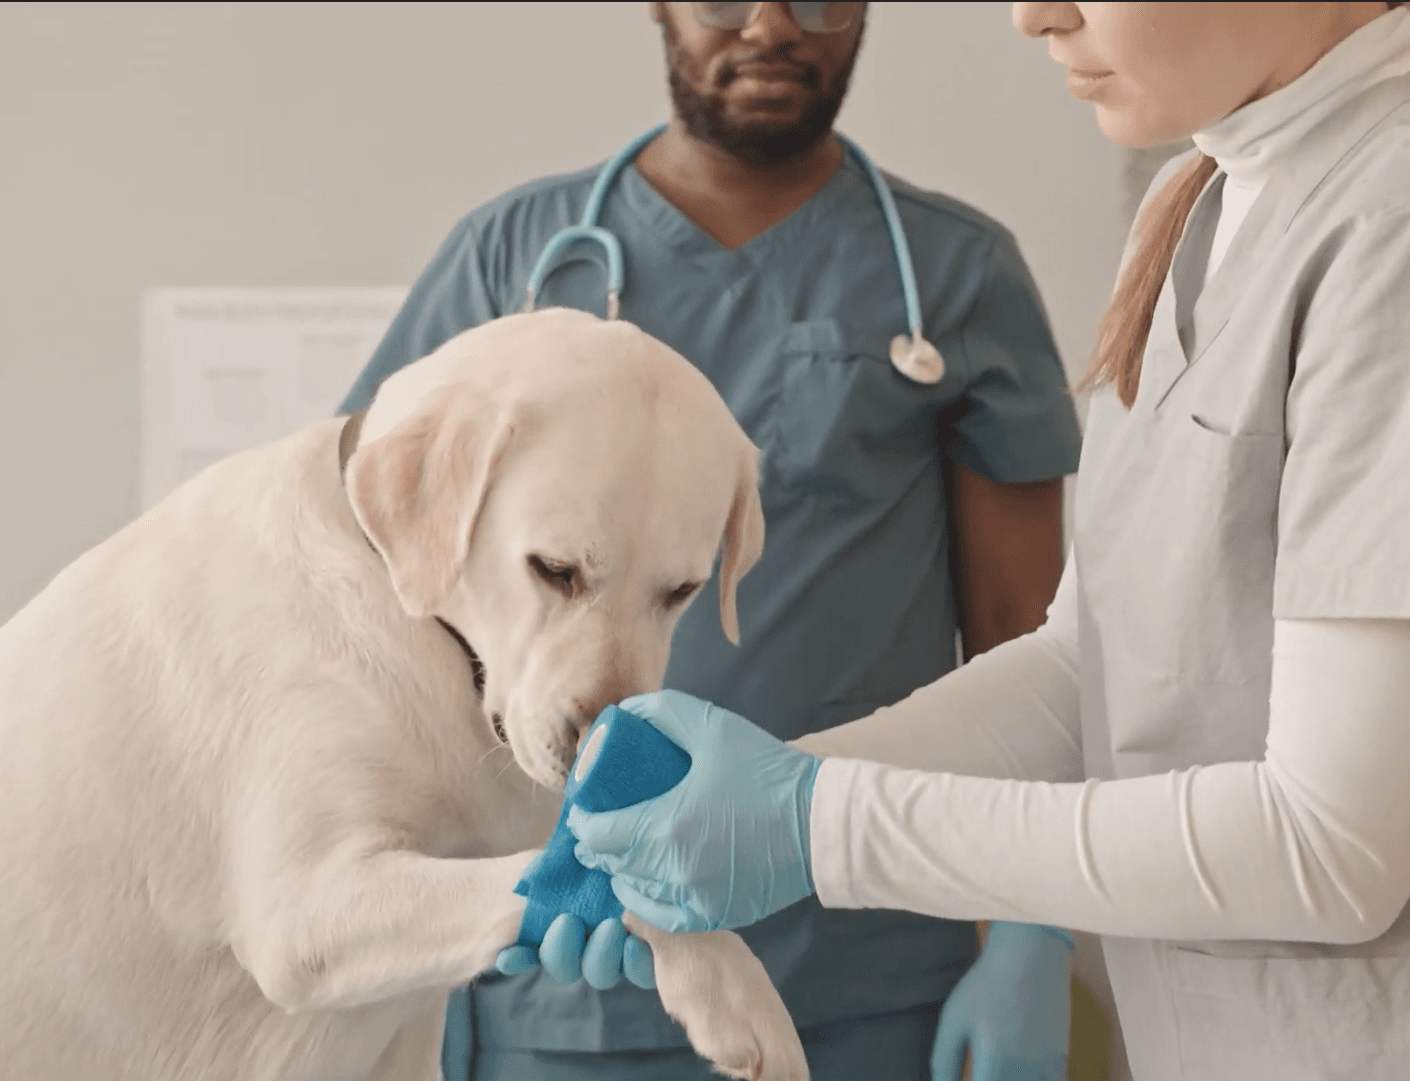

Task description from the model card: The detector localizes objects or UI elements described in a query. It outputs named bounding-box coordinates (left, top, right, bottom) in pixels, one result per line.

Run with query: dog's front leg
left=232, top=847, right=537, bottom=1015
left=624, top=914, right=810, bottom=1081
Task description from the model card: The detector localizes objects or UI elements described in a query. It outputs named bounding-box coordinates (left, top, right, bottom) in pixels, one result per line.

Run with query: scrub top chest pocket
left=747, top=319, right=951, bottom=510
left=1077, top=396, right=1286, bottom=774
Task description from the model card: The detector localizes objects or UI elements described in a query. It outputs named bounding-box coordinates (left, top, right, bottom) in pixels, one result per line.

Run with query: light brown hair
left=1082, top=0, right=1404, bottom=408
left=1081, top=152, right=1218, bottom=406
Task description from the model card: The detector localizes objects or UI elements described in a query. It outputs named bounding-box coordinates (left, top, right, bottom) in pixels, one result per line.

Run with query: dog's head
left=345, top=309, right=764, bottom=788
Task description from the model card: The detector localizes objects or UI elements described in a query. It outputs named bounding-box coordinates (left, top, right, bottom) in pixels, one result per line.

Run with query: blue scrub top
left=341, top=139, right=1081, bottom=1069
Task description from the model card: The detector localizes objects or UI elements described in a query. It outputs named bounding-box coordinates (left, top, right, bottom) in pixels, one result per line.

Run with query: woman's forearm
left=811, top=619, right=1410, bottom=945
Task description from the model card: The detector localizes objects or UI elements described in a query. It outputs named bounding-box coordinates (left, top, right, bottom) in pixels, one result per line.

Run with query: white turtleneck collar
left=1186, top=7, right=1409, bottom=291
left=1194, top=6, right=1410, bottom=186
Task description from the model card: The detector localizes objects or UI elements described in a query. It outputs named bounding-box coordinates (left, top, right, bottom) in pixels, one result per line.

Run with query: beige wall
left=0, top=0, right=1125, bottom=620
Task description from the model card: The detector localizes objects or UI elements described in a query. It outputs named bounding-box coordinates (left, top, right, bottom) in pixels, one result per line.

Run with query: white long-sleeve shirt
left=801, top=565, right=1410, bottom=944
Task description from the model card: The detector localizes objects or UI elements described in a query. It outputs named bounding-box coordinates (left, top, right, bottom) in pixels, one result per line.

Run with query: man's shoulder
left=460, top=162, right=607, bottom=236
left=867, top=164, right=1017, bottom=251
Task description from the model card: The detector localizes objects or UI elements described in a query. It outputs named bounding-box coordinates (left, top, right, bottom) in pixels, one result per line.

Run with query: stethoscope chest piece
left=890, top=331, right=945, bottom=385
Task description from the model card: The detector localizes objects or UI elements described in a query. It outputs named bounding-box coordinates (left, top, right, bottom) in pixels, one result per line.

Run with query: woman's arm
left=813, top=618, right=1410, bottom=944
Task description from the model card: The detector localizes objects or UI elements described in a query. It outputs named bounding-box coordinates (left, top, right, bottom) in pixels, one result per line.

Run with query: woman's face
left=1011, top=2, right=1390, bottom=147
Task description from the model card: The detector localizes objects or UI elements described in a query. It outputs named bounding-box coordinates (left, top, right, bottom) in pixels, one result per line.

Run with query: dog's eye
left=528, top=555, right=578, bottom=596
left=664, top=581, right=702, bottom=610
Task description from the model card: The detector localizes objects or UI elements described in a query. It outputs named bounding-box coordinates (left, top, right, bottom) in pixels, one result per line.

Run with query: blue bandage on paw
left=513, top=704, right=691, bottom=946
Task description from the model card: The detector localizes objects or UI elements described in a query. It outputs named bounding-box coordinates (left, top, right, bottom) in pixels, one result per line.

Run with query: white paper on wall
left=139, top=286, right=408, bottom=511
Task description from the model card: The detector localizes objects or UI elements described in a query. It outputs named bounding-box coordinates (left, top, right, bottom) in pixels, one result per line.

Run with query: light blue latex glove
left=566, top=690, right=822, bottom=933
left=930, top=922, right=1074, bottom=1081
left=495, top=914, right=657, bottom=991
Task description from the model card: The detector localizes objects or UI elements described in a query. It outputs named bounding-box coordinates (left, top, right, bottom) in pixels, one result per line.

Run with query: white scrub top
left=806, top=36, right=1410, bottom=1081
left=1076, top=73, right=1410, bottom=1080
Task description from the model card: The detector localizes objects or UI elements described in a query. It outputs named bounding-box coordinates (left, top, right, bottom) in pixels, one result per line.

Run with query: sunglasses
left=690, top=2, right=862, bottom=34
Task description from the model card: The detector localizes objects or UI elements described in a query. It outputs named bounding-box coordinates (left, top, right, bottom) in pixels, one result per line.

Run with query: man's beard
left=661, top=11, right=865, bottom=169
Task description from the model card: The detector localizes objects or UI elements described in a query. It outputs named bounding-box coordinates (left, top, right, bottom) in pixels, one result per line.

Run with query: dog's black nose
left=491, top=713, right=508, bottom=744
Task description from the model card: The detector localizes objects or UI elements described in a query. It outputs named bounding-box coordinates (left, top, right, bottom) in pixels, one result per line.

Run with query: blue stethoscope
left=521, top=124, right=946, bottom=384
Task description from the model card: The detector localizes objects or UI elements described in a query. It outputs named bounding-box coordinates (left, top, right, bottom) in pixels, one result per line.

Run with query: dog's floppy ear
left=346, top=388, right=515, bottom=618
left=717, top=451, right=766, bottom=646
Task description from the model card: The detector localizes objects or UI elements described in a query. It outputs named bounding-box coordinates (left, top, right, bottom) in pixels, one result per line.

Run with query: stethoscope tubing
left=521, top=124, right=945, bottom=383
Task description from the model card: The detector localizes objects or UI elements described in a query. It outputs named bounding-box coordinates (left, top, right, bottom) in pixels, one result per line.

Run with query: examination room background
left=0, top=2, right=1136, bottom=1075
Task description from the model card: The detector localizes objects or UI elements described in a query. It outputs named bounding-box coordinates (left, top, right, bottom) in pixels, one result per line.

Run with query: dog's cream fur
left=0, top=309, right=808, bottom=1081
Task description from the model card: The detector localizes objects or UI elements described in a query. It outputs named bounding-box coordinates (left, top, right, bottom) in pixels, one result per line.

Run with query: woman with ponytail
left=549, top=4, right=1410, bottom=1078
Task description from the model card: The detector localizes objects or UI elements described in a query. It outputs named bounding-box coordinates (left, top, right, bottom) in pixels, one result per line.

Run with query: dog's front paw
left=467, top=851, right=538, bottom=978
left=625, top=916, right=808, bottom=1081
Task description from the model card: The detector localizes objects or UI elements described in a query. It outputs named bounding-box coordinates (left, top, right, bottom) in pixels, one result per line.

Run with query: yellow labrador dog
left=0, top=309, right=808, bottom=1081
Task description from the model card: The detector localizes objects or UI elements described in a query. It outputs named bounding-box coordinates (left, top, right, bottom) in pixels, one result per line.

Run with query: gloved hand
left=567, top=689, right=822, bottom=933
left=930, top=922, right=1073, bottom=1081
left=495, top=914, right=657, bottom=991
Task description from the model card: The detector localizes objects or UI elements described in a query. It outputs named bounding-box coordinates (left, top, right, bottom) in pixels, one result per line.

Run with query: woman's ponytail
left=1080, top=152, right=1218, bottom=407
